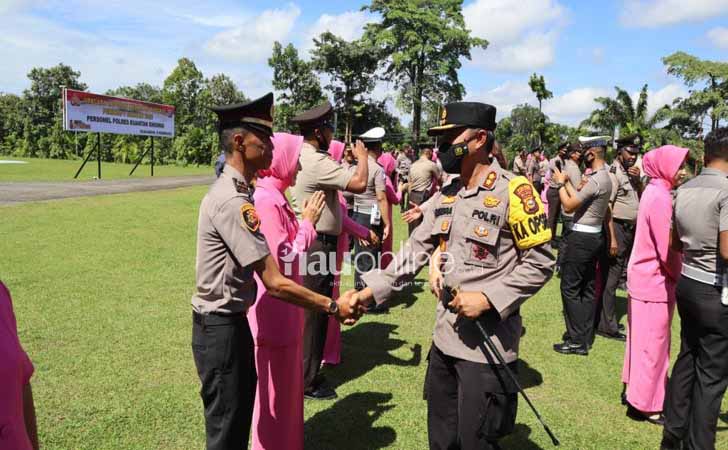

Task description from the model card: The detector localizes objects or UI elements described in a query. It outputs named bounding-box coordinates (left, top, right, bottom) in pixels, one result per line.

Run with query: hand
left=552, top=167, right=567, bottom=185
left=353, top=139, right=368, bottom=161
left=301, top=191, right=326, bottom=225
left=398, top=182, right=408, bottom=192
left=447, top=291, right=491, bottom=319
left=402, top=202, right=422, bottom=224
left=628, top=166, right=641, bottom=178
left=382, top=224, right=390, bottom=241
left=609, top=240, right=619, bottom=258
left=335, top=290, right=365, bottom=325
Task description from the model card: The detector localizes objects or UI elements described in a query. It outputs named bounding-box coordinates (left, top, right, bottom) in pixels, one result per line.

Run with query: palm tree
left=581, top=84, right=671, bottom=137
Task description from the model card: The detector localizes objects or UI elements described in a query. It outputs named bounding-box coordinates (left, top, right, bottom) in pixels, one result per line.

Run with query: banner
left=63, top=88, right=175, bottom=137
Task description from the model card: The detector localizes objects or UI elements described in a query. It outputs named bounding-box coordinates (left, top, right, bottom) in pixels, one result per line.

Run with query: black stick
left=474, top=320, right=560, bottom=447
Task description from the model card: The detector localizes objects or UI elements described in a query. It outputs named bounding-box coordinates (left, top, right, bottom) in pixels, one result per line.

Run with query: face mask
left=438, top=140, right=469, bottom=174
left=620, top=154, right=636, bottom=169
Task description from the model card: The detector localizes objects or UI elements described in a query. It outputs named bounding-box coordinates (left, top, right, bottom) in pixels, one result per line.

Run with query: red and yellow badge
left=483, top=196, right=501, bottom=208
left=441, top=195, right=457, bottom=205
left=514, top=183, right=539, bottom=214
left=471, top=243, right=489, bottom=261
left=482, top=172, right=498, bottom=190
left=240, top=204, right=261, bottom=233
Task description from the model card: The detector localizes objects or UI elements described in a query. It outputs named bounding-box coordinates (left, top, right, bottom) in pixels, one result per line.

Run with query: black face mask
left=438, top=140, right=469, bottom=174
left=620, top=154, right=636, bottom=169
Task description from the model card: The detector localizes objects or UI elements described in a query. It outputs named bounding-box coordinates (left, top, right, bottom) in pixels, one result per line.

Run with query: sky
left=1, top=0, right=727, bottom=126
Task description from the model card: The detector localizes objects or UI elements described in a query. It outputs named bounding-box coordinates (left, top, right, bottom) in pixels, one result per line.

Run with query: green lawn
left=0, top=157, right=212, bottom=182
left=1, top=188, right=727, bottom=449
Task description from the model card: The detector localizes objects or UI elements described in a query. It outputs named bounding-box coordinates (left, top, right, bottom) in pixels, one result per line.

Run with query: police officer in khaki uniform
left=556, top=144, right=583, bottom=271
left=192, top=93, right=361, bottom=450
left=353, top=102, right=555, bottom=450
left=552, top=136, right=613, bottom=355
left=662, top=128, right=728, bottom=450
left=408, top=146, right=441, bottom=234
left=546, top=142, right=568, bottom=240
left=397, top=146, right=413, bottom=212
left=597, top=134, right=643, bottom=340
left=352, top=127, right=391, bottom=313
left=290, top=101, right=370, bottom=400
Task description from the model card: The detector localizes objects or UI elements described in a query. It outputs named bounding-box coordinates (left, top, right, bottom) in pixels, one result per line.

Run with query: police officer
left=353, top=127, right=390, bottom=298
left=552, top=136, right=613, bottom=355
left=397, top=145, right=413, bottom=212
left=354, top=101, right=555, bottom=450
left=290, top=101, right=370, bottom=400
left=546, top=142, right=568, bottom=240
left=512, top=147, right=528, bottom=176
left=556, top=143, right=583, bottom=271
left=408, top=146, right=441, bottom=234
left=662, top=128, right=728, bottom=450
left=191, top=93, right=361, bottom=450
left=597, top=134, right=643, bottom=341
left=526, top=146, right=544, bottom=193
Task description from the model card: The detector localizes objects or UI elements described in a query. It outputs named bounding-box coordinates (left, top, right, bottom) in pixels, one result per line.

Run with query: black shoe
left=618, top=323, right=625, bottom=332
left=626, top=405, right=664, bottom=425
left=304, top=385, right=337, bottom=400
left=553, top=341, right=588, bottom=355
left=520, top=326, right=526, bottom=337
left=367, top=304, right=390, bottom=315
left=621, top=386, right=628, bottom=406
left=597, top=330, right=627, bottom=341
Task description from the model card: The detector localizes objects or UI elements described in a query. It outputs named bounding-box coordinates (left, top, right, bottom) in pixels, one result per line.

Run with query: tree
left=203, top=74, right=247, bottom=107
left=163, top=58, right=206, bottom=132
left=350, top=99, right=407, bottom=145
left=581, top=84, right=671, bottom=137
left=363, top=0, right=487, bottom=144
left=662, top=51, right=728, bottom=133
left=311, top=32, right=380, bottom=142
left=269, top=42, right=325, bottom=132
left=0, top=93, right=24, bottom=155
left=528, top=73, right=553, bottom=113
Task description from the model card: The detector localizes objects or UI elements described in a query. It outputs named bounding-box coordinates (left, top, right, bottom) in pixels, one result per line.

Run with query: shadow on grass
left=500, top=424, right=547, bottom=450
left=330, top=322, right=422, bottom=387
left=304, top=392, right=396, bottom=450
left=517, top=359, right=544, bottom=390
left=385, top=279, right=426, bottom=310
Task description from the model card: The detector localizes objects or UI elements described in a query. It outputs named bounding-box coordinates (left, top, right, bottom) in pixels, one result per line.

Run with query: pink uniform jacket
left=627, top=145, right=688, bottom=303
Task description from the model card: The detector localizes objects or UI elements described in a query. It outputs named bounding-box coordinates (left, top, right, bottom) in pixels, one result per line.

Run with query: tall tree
left=203, top=74, right=247, bottom=107
left=363, top=0, right=487, bottom=144
left=662, top=51, right=728, bottom=133
left=528, top=73, right=553, bottom=113
left=581, top=84, right=671, bottom=137
left=311, top=32, right=380, bottom=142
left=269, top=42, right=325, bottom=132
left=163, top=58, right=206, bottom=131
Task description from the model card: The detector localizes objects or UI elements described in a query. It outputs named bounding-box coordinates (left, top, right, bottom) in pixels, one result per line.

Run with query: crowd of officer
left=192, top=89, right=728, bottom=450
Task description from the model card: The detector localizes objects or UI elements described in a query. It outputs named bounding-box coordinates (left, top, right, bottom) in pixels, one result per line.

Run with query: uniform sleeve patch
left=240, top=204, right=261, bottom=233
left=507, top=176, right=551, bottom=250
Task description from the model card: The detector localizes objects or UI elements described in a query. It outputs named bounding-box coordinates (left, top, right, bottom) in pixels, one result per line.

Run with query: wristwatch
left=327, top=299, right=339, bottom=315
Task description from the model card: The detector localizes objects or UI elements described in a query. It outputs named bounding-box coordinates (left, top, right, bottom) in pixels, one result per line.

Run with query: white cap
left=360, top=127, right=386, bottom=142
left=578, top=135, right=611, bottom=148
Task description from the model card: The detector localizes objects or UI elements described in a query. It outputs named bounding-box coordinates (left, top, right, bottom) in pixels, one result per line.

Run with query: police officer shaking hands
left=351, top=101, right=555, bottom=450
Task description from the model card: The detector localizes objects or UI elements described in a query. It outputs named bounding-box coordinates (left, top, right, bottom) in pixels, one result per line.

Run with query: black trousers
left=546, top=188, right=561, bottom=240
left=663, top=277, right=728, bottom=450
left=596, top=220, right=635, bottom=334
left=408, top=190, right=429, bottom=235
left=352, top=211, right=382, bottom=290
left=302, top=238, right=337, bottom=390
left=560, top=231, right=605, bottom=347
left=425, top=345, right=518, bottom=450
left=556, top=216, right=573, bottom=268
left=192, top=313, right=256, bottom=450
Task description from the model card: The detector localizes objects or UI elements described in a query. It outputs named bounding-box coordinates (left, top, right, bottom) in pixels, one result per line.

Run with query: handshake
left=331, top=289, right=370, bottom=325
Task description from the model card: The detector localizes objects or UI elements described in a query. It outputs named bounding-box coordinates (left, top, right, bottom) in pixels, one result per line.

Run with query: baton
left=445, top=288, right=560, bottom=446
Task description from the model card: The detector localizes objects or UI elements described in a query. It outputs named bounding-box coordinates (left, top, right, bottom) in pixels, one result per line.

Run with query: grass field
left=2, top=187, right=727, bottom=449
left=0, top=157, right=211, bottom=182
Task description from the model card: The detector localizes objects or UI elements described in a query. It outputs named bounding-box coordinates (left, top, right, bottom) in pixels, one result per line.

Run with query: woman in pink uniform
left=249, top=133, right=325, bottom=450
left=0, top=281, right=39, bottom=450
left=322, top=141, right=371, bottom=366
left=622, top=145, right=688, bottom=425
left=377, top=152, right=404, bottom=269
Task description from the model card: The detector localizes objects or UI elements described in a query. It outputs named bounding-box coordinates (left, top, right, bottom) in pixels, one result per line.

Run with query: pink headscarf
left=377, top=152, right=396, bottom=177
left=328, top=140, right=345, bottom=164
left=257, top=132, right=303, bottom=192
left=642, top=145, right=689, bottom=190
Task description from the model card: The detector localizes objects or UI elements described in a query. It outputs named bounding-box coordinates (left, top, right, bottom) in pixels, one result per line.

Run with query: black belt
left=193, top=311, right=246, bottom=326
left=614, top=219, right=636, bottom=229
left=316, top=233, right=339, bottom=246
